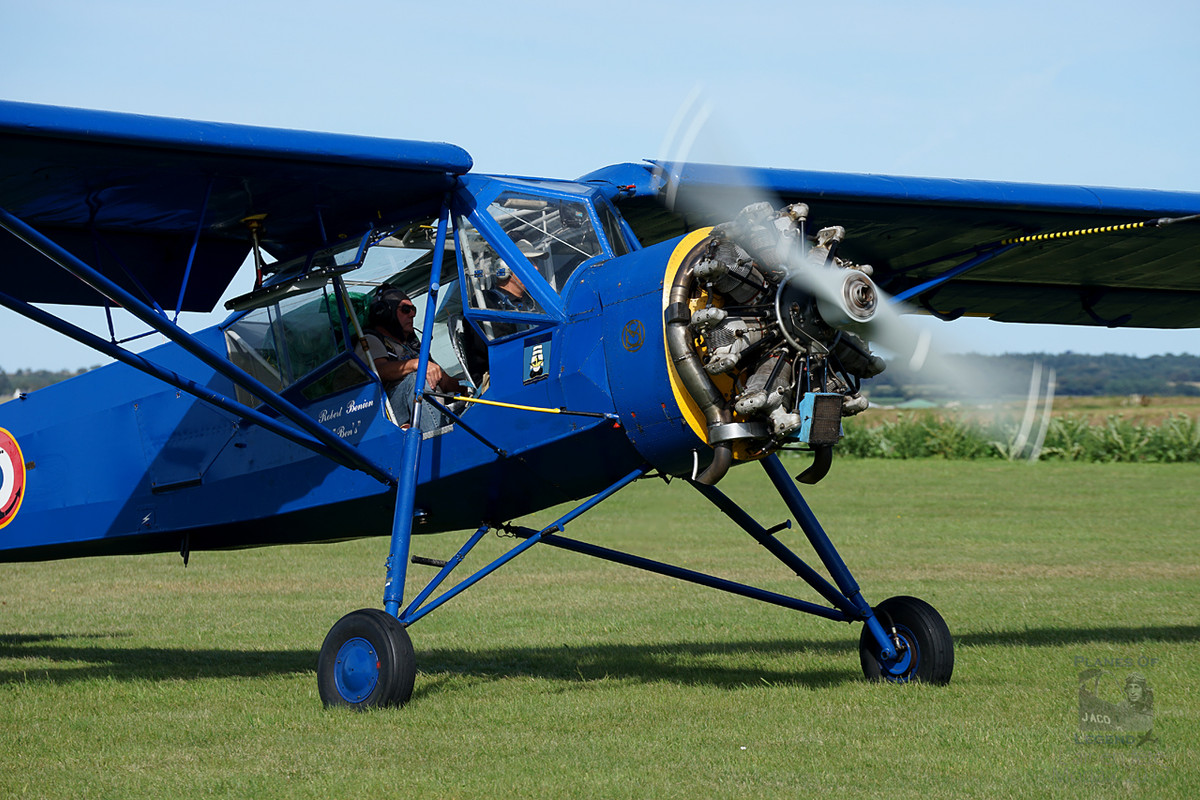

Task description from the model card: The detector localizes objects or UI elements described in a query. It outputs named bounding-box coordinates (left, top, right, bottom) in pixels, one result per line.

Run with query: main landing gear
left=317, top=608, right=416, bottom=709
left=315, top=456, right=954, bottom=708
left=859, top=595, right=954, bottom=684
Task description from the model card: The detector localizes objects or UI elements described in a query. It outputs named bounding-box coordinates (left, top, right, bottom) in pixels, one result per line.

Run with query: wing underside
left=589, top=162, right=1200, bottom=329
left=0, top=101, right=472, bottom=311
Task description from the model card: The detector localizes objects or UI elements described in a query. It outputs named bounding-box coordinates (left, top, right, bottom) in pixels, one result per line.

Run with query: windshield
left=224, top=220, right=468, bottom=403
left=484, top=192, right=603, bottom=293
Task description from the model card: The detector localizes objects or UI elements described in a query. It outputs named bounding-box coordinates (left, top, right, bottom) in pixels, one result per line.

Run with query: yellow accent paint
left=662, top=229, right=717, bottom=446
left=660, top=231, right=771, bottom=464
left=441, top=396, right=564, bottom=414
left=1000, top=221, right=1146, bottom=245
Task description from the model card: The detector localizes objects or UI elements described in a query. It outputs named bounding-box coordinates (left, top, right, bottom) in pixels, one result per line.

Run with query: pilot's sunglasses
left=399, top=303, right=417, bottom=315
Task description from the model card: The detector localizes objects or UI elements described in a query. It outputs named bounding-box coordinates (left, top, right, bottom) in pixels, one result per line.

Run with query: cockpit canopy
left=221, top=177, right=634, bottom=405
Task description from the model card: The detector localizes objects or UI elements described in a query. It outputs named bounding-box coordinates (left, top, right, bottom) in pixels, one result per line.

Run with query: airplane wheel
left=859, top=595, right=953, bottom=685
left=317, top=609, right=416, bottom=709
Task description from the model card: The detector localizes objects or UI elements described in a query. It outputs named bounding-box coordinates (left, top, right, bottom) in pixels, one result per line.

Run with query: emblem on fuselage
left=0, top=428, right=27, bottom=530
left=524, top=335, right=551, bottom=384
left=621, top=319, right=645, bottom=352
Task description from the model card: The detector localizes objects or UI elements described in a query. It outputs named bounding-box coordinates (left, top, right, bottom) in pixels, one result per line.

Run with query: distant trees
left=0, top=366, right=96, bottom=398
left=869, top=353, right=1200, bottom=399
left=3, top=353, right=1200, bottom=403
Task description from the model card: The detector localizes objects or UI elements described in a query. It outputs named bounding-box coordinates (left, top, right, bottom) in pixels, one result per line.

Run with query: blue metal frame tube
left=529, top=531, right=850, bottom=621
left=760, top=455, right=896, bottom=659
left=398, top=466, right=648, bottom=625
left=383, top=427, right=421, bottom=617
left=383, top=199, right=452, bottom=618
left=399, top=528, right=541, bottom=626
left=401, top=525, right=491, bottom=620
left=0, top=205, right=394, bottom=486
left=173, top=178, right=213, bottom=321
left=760, top=455, right=864, bottom=604
left=0, top=289, right=337, bottom=459
left=687, top=478, right=860, bottom=617
left=890, top=244, right=1017, bottom=304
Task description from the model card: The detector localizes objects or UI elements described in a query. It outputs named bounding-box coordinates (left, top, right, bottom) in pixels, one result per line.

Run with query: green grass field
left=2, top=459, right=1197, bottom=798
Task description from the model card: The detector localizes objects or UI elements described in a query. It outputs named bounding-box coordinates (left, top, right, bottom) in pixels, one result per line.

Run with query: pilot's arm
left=374, top=354, right=459, bottom=392
left=365, top=332, right=462, bottom=393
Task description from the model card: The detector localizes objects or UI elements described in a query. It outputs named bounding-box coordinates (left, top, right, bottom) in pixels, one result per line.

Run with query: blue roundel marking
left=334, top=637, right=380, bottom=703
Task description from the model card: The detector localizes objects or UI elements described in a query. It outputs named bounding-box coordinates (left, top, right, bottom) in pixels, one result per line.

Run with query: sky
left=2, top=0, right=1199, bottom=371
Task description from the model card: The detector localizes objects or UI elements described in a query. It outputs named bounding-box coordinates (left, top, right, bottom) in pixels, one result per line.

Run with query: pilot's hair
left=368, top=286, right=411, bottom=330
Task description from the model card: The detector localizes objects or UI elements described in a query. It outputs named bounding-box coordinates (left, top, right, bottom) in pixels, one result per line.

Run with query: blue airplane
left=2, top=100, right=1198, bottom=708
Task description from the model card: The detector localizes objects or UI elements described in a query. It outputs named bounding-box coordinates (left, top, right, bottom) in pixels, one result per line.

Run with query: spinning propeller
left=652, top=95, right=999, bottom=480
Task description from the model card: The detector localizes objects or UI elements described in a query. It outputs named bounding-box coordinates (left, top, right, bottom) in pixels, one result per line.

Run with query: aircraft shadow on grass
left=4, top=624, right=1196, bottom=691
left=955, top=624, right=1200, bottom=649
left=0, top=632, right=857, bottom=690
left=0, top=633, right=312, bottom=686
left=413, top=638, right=860, bottom=694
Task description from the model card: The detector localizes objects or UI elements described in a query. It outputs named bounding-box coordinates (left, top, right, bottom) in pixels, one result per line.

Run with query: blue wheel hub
left=879, top=625, right=919, bottom=681
left=334, top=637, right=380, bottom=703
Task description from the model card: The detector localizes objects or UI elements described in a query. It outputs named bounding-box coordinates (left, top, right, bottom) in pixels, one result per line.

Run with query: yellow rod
left=441, top=395, right=564, bottom=414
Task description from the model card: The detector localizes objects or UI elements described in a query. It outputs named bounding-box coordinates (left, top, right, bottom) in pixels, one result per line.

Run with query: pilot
left=364, top=287, right=462, bottom=431
left=485, top=264, right=535, bottom=314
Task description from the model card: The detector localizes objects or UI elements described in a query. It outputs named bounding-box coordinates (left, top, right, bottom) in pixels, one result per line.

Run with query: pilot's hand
left=424, top=361, right=447, bottom=387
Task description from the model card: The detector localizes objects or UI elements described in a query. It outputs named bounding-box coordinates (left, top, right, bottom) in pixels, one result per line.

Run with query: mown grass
left=2, top=459, right=1197, bottom=798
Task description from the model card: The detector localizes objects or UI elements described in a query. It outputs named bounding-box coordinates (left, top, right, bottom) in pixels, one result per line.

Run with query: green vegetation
left=2, top=460, right=1197, bottom=798
left=841, top=403, right=1200, bottom=462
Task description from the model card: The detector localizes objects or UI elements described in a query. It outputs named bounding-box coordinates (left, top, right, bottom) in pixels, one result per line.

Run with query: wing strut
left=0, top=289, right=349, bottom=460
left=0, top=204, right=394, bottom=486
left=383, top=197, right=452, bottom=618
left=890, top=212, right=1200, bottom=305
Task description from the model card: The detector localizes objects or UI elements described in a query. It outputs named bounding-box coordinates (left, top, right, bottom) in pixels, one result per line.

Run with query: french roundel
left=0, top=427, right=27, bottom=530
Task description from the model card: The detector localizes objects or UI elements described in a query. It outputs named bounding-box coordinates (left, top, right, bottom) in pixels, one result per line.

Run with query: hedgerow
left=836, top=413, right=1200, bottom=462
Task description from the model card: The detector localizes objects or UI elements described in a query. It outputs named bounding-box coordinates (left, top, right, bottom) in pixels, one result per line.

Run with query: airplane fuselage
left=0, top=176, right=708, bottom=562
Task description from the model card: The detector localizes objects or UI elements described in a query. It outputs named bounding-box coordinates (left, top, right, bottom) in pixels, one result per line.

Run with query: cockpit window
left=484, top=192, right=603, bottom=294
left=224, top=220, right=469, bottom=404
left=224, top=284, right=368, bottom=406
left=457, top=214, right=544, bottom=342
left=344, top=223, right=467, bottom=385
left=597, top=201, right=630, bottom=256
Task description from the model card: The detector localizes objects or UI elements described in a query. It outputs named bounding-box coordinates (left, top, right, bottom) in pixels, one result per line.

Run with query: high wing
left=0, top=100, right=472, bottom=311
left=585, top=161, right=1200, bottom=329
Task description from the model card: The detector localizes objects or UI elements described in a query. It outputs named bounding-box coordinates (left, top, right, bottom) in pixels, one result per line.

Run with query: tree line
left=867, top=352, right=1200, bottom=399
left=3, top=352, right=1200, bottom=400
left=0, top=366, right=97, bottom=398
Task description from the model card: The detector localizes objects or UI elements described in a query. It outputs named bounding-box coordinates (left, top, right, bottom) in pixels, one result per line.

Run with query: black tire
left=859, top=595, right=953, bottom=685
left=317, top=609, right=416, bottom=709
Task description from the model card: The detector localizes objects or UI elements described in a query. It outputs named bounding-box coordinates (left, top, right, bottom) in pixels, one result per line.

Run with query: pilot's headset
left=368, top=287, right=413, bottom=336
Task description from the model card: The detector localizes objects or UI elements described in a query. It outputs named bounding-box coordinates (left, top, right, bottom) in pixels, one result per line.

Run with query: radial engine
left=665, top=202, right=888, bottom=485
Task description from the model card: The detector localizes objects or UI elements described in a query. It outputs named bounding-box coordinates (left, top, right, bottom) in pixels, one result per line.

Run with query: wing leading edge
left=0, top=101, right=473, bottom=311
left=585, top=161, right=1200, bottom=329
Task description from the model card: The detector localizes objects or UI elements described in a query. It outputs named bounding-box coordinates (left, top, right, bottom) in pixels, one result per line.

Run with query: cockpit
left=221, top=176, right=634, bottom=422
